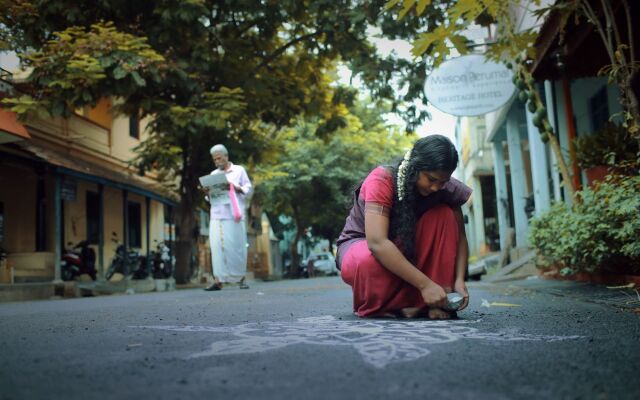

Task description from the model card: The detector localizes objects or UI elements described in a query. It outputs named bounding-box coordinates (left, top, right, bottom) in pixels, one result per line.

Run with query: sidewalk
left=0, top=275, right=255, bottom=302
left=475, top=248, right=640, bottom=312
left=504, top=276, right=640, bottom=311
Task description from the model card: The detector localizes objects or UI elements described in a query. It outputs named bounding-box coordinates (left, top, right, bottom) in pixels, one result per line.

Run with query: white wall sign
left=425, top=54, right=516, bottom=117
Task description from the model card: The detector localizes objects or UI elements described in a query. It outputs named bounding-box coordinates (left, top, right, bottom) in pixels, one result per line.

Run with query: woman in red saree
left=337, top=135, right=472, bottom=319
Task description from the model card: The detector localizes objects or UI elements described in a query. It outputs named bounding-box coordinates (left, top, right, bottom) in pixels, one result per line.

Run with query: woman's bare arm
left=452, top=206, right=470, bottom=310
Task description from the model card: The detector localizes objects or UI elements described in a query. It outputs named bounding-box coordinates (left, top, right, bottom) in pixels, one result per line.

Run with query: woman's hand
left=420, top=282, right=448, bottom=309
left=454, top=279, right=470, bottom=311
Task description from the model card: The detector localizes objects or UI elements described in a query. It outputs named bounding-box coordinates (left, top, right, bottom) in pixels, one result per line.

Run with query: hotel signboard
left=425, top=55, right=516, bottom=117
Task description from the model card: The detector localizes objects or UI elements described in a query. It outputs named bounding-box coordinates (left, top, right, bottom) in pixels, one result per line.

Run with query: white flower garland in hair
left=397, top=149, right=412, bottom=201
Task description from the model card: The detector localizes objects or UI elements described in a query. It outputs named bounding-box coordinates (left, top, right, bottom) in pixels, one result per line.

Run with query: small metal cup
left=447, top=292, right=464, bottom=311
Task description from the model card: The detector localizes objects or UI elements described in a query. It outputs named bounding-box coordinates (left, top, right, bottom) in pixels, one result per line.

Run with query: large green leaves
left=386, top=0, right=540, bottom=67
left=3, top=21, right=165, bottom=117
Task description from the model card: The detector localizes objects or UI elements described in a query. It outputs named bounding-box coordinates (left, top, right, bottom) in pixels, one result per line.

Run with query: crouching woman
left=337, top=135, right=472, bottom=319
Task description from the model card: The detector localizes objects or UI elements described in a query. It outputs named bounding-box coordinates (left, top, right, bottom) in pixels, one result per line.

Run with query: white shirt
left=209, top=162, right=252, bottom=220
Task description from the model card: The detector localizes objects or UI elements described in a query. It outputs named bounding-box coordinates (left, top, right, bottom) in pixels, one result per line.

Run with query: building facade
left=457, top=0, right=635, bottom=265
left=1, top=61, right=176, bottom=289
left=455, top=116, right=499, bottom=259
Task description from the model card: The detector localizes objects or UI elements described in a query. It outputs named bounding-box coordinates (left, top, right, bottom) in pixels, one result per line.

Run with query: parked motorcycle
left=105, top=233, right=143, bottom=281
left=131, top=251, right=149, bottom=280
left=151, top=239, right=173, bottom=279
left=61, top=240, right=97, bottom=281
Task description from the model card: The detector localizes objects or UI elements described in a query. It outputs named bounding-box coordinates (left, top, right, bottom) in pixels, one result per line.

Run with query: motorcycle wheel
left=61, top=267, right=74, bottom=281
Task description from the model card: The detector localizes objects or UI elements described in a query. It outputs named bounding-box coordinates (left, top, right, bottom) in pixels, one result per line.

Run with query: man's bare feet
left=427, top=308, right=452, bottom=320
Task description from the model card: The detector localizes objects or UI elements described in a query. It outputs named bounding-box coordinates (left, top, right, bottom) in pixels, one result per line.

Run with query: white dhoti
left=209, top=218, right=247, bottom=283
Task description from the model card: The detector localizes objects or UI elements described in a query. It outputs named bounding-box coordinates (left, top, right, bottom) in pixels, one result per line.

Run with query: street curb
left=507, top=278, right=640, bottom=311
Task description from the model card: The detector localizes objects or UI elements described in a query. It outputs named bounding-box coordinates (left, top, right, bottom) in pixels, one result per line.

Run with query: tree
left=384, top=0, right=639, bottom=201
left=0, top=0, right=431, bottom=282
left=255, top=94, right=415, bottom=275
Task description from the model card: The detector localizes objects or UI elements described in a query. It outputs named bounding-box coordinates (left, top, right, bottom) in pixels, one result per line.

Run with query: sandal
left=204, top=283, right=222, bottom=291
left=238, top=277, right=249, bottom=289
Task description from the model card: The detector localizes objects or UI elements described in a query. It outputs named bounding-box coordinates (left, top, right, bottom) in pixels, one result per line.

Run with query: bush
left=529, top=174, right=640, bottom=275
left=574, top=122, right=638, bottom=170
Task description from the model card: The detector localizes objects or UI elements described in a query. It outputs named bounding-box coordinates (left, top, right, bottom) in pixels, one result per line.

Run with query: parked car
left=303, top=252, right=338, bottom=276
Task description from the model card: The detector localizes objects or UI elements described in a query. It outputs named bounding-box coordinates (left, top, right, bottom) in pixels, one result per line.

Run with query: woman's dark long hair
left=388, top=134, right=459, bottom=262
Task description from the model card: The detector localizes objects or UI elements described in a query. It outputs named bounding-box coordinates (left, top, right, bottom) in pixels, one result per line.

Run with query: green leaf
left=113, top=66, right=127, bottom=80
left=412, top=25, right=452, bottom=58
left=131, top=71, right=146, bottom=87
left=448, top=0, right=485, bottom=23
left=398, top=0, right=417, bottom=20
left=383, top=0, right=402, bottom=12
left=416, top=0, right=432, bottom=15
left=449, top=34, right=469, bottom=54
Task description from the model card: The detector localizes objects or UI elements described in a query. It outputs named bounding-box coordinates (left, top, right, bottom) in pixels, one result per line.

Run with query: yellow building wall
left=61, top=180, right=104, bottom=273
left=109, top=112, right=152, bottom=162
left=148, top=200, right=165, bottom=251
left=62, top=180, right=97, bottom=247
left=85, top=98, right=112, bottom=130
left=59, top=184, right=166, bottom=274
left=45, top=176, right=56, bottom=252
left=0, top=162, right=37, bottom=252
left=103, top=186, right=123, bottom=270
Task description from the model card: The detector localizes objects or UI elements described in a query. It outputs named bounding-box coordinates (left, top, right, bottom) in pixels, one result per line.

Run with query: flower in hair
left=397, top=149, right=412, bottom=201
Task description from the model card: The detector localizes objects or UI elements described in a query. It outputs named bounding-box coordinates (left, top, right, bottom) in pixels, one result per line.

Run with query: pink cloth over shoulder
left=359, top=166, right=394, bottom=207
left=209, top=162, right=252, bottom=221
left=228, top=184, right=242, bottom=222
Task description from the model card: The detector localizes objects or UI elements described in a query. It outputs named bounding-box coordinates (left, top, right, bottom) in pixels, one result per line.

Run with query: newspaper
left=199, top=172, right=230, bottom=205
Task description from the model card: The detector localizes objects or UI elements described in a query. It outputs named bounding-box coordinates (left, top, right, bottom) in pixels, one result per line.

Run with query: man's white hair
left=209, top=144, right=228, bottom=155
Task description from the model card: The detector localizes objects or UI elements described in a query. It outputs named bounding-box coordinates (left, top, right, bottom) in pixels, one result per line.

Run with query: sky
left=337, top=30, right=457, bottom=142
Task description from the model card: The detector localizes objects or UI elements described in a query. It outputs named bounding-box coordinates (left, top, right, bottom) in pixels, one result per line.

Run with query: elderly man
left=204, top=144, right=252, bottom=291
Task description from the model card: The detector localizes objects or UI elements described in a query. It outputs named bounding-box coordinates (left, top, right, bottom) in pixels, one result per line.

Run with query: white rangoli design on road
left=132, top=316, right=583, bottom=368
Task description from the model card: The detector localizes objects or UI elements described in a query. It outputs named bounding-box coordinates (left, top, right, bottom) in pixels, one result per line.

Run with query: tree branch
left=580, top=0, right=615, bottom=64
left=600, top=0, right=624, bottom=64
left=236, top=19, right=264, bottom=38
left=621, top=0, right=635, bottom=63
left=249, top=30, right=322, bottom=77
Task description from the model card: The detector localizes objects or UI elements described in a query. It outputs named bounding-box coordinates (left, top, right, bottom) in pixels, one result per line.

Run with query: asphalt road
left=1, top=276, right=639, bottom=400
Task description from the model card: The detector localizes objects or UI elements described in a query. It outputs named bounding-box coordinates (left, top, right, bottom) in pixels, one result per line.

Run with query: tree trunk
left=173, top=149, right=199, bottom=284
left=173, top=198, right=197, bottom=284
left=546, top=132, right=576, bottom=201
left=289, top=232, right=301, bottom=278
left=620, top=71, right=640, bottom=140
left=522, top=70, right=577, bottom=201
left=288, top=205, right=303, bottom=278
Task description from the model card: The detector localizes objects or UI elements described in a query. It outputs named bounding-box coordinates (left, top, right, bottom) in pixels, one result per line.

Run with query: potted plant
left=574, top=123, right=638, bottom=185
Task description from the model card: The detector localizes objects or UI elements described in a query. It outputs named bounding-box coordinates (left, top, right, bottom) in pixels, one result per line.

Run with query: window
left=589, top=86, right=609, bottom=132
left=86, top=191, right=100, bottom=244
left=129, top=113, right=140, bottom=139
left=127, top=201, right=141, bottom=248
